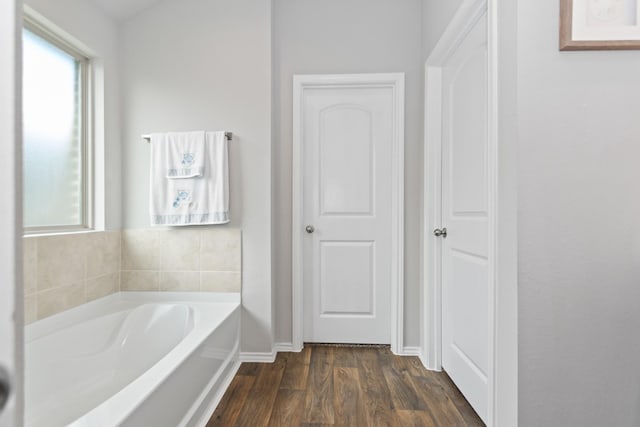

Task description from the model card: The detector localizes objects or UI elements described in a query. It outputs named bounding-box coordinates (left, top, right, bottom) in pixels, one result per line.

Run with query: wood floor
left=207, top=345, right=484, bottom=427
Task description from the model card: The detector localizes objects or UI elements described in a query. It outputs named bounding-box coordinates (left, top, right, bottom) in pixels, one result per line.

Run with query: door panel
left=449, top=51, right=488, bottom=215
left=302, top=85, right=394, bottom=344
left=450, top=252, right=489, bottom=371
left=441, top=12, right=489, bottom=423
left=319, top=107, right=374, bottom=215
left=319, top=241, right=375, bottom=315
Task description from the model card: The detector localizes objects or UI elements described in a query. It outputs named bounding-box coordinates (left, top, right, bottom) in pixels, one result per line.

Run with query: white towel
left=150, top=131, right=229, bottom=226
left=161, top=131, right=206, bottom=179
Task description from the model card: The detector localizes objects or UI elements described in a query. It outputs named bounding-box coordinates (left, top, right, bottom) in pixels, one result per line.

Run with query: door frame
left=0, top=0, right=23, bottom=425
left=422, top=0, right=517, bottom=426
left=292, top=73, right=405, bottom=354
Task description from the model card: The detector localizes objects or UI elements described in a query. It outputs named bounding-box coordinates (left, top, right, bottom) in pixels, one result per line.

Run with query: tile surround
left=200, top=228, right=242, bottom=271
left=121, top=229, right=162, bottom=270
left=201, top=271, right=243, bottom=292
left=23, top=237, right=37, bottom=296
left=23, top=231, right=121, bottom=324
left=87, top=232, right=121, bottom=278
left=86, top=272, right=120, bottom=302
left=160, top=229, right=201, bottom=271
left=159, top=271, right=200, bottom=292
left=24, top=294, right=37, bottom=324
left=23, top=228, right=242, bottom=324
left=121, top=270, right=159, bottom=292
left=37, top=282, right=85, bottom=320
left=36, top=234, right=87, bottom=292
left=121, top=228, right=242, bottom=293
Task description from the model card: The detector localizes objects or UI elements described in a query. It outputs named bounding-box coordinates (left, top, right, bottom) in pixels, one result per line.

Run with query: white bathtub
left=25, top=292, right=241, bottom=427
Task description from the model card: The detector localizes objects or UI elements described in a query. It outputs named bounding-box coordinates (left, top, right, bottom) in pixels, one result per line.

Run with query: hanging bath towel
left=150, top=131, right=229, bottom=225
left=163, top=130, right=206, bottom=178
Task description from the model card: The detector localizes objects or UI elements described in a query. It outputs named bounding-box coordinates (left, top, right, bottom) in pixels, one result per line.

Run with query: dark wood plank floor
left=207, top=345, right=484, bottom=427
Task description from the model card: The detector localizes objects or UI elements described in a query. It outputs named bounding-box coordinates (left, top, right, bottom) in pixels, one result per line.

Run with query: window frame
left=22, top=16, right=94, bottom=234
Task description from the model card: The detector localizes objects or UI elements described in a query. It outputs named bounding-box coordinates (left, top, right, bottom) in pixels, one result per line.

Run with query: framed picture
left=560, top=0, right=640, bottom=50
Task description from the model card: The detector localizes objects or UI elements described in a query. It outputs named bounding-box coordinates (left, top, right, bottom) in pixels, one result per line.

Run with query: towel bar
left=142, top=132, right=233, bottom=142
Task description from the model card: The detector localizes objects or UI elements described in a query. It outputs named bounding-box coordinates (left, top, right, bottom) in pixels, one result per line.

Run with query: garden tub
left=25, top=292, right=240, bottom=427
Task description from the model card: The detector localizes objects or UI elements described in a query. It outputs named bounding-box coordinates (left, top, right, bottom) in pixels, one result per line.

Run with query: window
left=22, top=21, right=91, bottom=232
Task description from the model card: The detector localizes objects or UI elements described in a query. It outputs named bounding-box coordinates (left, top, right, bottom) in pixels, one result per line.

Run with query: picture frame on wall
left=560, top=0, right=640, bottom=50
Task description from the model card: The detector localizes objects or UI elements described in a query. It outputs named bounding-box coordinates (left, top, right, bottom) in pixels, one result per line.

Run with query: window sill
left=23, top=228, right=101, bottom=238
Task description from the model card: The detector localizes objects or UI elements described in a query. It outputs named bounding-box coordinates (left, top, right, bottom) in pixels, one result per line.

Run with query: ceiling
left=88, top=0, right=163, bottom=22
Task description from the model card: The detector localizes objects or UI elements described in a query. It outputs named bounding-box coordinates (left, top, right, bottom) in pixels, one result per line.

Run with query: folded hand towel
left=150, top=130, right=229, bottom=226
left=160, top=131, right=206, bottom=179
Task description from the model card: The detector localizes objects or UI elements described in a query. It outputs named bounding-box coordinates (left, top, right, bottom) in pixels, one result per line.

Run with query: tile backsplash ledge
left=23, top=228, right=242, bottom=324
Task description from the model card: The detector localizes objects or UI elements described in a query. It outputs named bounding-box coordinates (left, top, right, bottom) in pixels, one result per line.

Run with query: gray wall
left=24, top=0, right=122, bottom=230
left=423, top=0, right=640, bottom=425
left=421, top=0, right=463, bottom=60
left=272, top=0, right=424, bottom=347
left=517, top=0, right=640, bottom=425
left=119, top=0, right=273, bottom=353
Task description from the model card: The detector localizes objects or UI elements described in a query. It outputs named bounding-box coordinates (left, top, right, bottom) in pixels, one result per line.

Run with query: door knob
left=0, top=367, right=10, bottom=413
left=433, top=227, right=447, bottom=238
left=305, top=225, right=315, bottom=234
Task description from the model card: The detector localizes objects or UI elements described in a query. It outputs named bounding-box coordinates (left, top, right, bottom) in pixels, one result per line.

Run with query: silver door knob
left=433, top=227, right=447, bottom=238
left=305, top=225, right=315, bottom=234
left=0, top=367, right=10, bottom=413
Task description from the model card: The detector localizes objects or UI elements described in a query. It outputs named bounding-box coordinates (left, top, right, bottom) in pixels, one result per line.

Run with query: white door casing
left=293, top=74, right=404, bottom=352
left=423, top=1, right=518, bottom=426
left=0, top=0, right=23, bottom=425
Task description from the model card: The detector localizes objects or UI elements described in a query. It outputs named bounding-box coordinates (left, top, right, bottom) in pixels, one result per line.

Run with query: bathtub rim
left=25, top=291, right=240, bottom=342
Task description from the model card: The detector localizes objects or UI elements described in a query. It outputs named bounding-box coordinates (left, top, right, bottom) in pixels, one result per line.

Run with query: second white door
left=440, top=10, right=489, bottom=424
left=300, top=75, right=403, bottom=344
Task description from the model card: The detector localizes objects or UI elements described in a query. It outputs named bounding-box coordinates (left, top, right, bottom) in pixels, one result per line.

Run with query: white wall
left=517, top=0, right=640, bottom=425
left=120, top=0, right=273, bottom=353
left=272, top=0, right=424, bottom=347
left=24, top=0, right=122, bottom=230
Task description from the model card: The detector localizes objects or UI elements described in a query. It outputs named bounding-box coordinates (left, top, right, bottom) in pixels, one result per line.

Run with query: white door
left=440, top=12, right=489, bottom=423
left=299, top=76, right=402, bottom=344
left=0, top=0, right=22, bottom=425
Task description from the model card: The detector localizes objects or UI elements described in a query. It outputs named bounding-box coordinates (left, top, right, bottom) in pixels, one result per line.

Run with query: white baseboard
left=239, top=350, right=276, bottom=363
left=242, top=342, right=419, bottom=362
left=399, top=346, right=422, bottom=356
left=418, top=351, right=429, bottom=369
left=415, top=349, right=442, bottom=372
left=274, top=342, right=301, bottom=352
left=239, top=343, right=306, bottom=362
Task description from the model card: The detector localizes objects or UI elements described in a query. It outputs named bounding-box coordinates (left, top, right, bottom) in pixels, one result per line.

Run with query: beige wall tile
left=122, top=229, right=161, bottom=270
left=200, top=228, right=241, bottom=272
left=23, top=237, right=37, bottom=296
left=37, top=234, right=87, bottom=291
left=121, top=271, right=159, bottom=291
left=159, top=229, right=200, bottom=271
left=25, top=227, right=243, bottom=323
left=24, top=294, right=37, bottom=325
left=86, top=272, right=120, bottom=302
left=87, top=231, right=121, bottom=278
left=201, top=271, right=241, bottom=292
left=159, top=271, right=200, bottom=292
left=37, top=282, right=85, bottom=320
